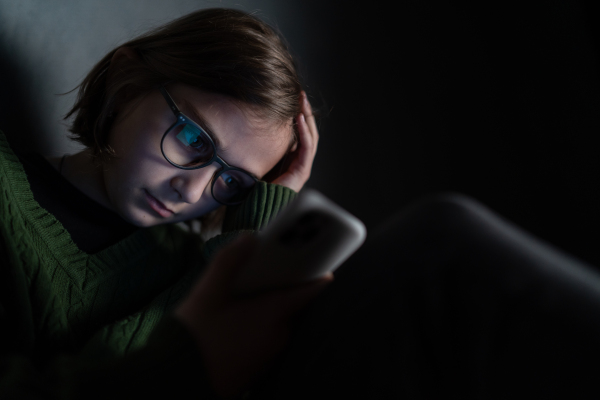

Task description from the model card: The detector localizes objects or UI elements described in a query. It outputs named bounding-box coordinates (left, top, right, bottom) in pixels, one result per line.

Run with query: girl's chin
left=118, top=203, right=214, bottom=227
left=117, top=208, right=168, bottom=228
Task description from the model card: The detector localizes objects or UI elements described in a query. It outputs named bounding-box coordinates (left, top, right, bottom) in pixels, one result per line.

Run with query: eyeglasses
left=159, top=85, right=258, bottom=206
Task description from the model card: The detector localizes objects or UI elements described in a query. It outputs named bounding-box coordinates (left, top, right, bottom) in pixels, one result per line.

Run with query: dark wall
left=304, top=0, right=600, bottom=269
left=2, top=0, right=600, bottom=270
left=0, top=47, right=42, bottom=154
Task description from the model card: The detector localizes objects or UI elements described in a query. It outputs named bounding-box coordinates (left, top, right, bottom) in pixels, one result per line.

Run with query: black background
left=2, top=0, right=600, bottom=269
left=301, top=0, right=600, bottom=270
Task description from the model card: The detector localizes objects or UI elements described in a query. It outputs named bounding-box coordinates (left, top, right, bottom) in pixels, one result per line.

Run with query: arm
left=201, top=91, right=319, bottom=262
left=174, top=92, right=326, bottom=399
left=0, top=230, right=218, bottom=399
left=0, top=92, right=321, bottom=399
left=175, top=235, right=333, bottom=399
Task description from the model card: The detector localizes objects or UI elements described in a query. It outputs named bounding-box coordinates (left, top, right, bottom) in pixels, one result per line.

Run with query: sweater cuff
left=201, top=182, right=297, bottom=263
left=222, top=181, right=297, bottom=232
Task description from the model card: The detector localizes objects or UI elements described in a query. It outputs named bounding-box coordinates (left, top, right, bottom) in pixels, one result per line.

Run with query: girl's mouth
left=144, top=189, right=174, bottom=218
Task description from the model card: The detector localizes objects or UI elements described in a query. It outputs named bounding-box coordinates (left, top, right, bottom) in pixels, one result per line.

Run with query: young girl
left=4, top=6, right=600, bottom=400
left=0, top=7, right=326, bottom=399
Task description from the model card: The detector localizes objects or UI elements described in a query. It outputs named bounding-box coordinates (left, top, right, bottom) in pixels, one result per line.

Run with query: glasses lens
left=162, top=123, right=214, bottom=167
left=213, top=169, right=256, bottom=205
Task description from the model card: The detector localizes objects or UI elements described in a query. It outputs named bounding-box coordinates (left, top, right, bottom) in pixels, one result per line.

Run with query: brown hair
left=64, top=7, right=301, bottom=158
left=63, top=8, right=303, bottom=239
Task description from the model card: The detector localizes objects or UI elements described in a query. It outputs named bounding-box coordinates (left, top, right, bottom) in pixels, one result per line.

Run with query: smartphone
left=232, top=188, right=367, bottom=296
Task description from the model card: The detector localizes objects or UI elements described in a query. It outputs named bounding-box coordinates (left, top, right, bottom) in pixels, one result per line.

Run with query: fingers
left=285, top=114, right=314, bottom=180
left=270, top=91, right=319, bottom=192
left=256, top=273, right=334, bottom=318
left=298, top=92, right=318, bottom=167
left=285, top=92, right=318, bottom=175
left=300, top=91, right=319, bottom=147
left=283, top=273, right=333, bottom=314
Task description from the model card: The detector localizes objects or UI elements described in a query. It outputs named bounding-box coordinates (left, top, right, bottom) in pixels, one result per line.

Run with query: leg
left=250, top=193, right=600, bottom=399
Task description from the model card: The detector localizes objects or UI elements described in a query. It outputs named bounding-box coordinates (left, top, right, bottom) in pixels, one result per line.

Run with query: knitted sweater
left=0, top=132, right=297, bottom=398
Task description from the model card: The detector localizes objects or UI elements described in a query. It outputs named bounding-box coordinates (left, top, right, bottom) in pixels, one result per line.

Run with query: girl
left=0, top=7, right=325, bottom=399
left=4, top=6, right=600, bottom=400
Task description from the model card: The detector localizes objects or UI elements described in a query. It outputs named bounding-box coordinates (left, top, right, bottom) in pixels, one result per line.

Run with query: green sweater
left=0, top=132, right=297, bottom=398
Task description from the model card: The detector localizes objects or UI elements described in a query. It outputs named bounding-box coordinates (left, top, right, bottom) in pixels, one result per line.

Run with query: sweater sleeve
left=0, top=238, right=219, bottom=399
left=201, top=181, right=298, bottom=263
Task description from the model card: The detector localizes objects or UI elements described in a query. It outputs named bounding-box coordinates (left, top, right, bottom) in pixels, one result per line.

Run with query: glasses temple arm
left=159, top=84, right=181, bottom=117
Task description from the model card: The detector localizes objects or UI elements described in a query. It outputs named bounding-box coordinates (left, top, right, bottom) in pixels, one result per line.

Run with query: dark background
left=2, top=0, right=600, bottom=268
left=302, top=0, right=600, bottom=269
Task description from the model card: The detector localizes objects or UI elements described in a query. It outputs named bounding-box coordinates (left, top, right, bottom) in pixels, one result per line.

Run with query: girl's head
left=64, top=8, right=303, bottom=228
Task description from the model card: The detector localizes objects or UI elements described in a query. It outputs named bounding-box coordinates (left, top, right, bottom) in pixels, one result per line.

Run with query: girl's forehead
left=168, top=84, right=292, bottom=176
left=173, top=84, right=292, bottom=144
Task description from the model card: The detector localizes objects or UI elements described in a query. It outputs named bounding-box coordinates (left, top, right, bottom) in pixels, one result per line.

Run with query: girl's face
left=102, top=83, right=292, bottom=227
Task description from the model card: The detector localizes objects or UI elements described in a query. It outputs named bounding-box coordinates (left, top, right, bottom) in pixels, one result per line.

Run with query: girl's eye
left=188, top=135, right=203, bottom=148
left=176, top=124, right=207, bottom=149
left=221, top=173, right=241, bottom=190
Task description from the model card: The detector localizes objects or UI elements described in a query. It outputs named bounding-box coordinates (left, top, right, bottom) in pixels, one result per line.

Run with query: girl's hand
left=173, top=234, right=333, bottom=399
left=267, top=91, right=319, bottom=193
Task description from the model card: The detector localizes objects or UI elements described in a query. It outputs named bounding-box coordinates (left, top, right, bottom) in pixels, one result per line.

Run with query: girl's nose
left=170, top=163, right=219, bottom=204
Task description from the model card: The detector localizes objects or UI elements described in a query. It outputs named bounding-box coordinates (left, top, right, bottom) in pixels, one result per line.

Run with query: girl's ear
left=106, top=47, right=139, bottom=88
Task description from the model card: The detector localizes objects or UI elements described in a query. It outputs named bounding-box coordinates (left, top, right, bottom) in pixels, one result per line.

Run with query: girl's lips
left=144, top=190, right=174, bottom=218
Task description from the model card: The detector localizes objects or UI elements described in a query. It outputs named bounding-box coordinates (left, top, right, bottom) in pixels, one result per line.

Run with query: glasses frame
left=158, top=84, right=258, bottom=205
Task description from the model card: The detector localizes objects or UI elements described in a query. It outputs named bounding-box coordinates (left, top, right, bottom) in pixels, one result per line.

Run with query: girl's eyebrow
left=180, top=98, right=261, bottom=180
left=180, top=99, right=228, bottom=152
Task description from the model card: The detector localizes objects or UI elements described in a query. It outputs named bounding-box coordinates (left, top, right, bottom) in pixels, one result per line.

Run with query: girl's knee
left=373, top=192, right=487, bottom=241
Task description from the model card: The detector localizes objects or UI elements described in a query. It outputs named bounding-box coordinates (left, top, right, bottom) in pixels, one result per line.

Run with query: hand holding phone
left=232, top=188, right=367, bottom=296
left=175, top=233, right=333, bottom=399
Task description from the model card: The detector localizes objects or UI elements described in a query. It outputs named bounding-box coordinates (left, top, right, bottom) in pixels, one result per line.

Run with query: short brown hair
left=64, top=8, right=301, bottom=158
